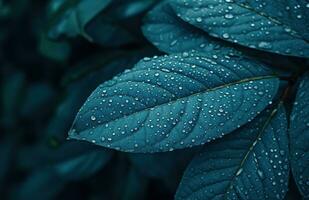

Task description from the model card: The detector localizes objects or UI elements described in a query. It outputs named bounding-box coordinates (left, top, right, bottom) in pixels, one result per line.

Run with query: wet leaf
left=170, top=0, right=309, bottom=58
left=176, top=105, right=289, bottom=200
left=68, top=52, right=279, bottom=153
left=290, top=72, right=309, bottom=198
left=142, top=1, right=237, bottom=54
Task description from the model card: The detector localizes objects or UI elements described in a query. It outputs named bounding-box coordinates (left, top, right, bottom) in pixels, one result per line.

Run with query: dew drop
left=196, top=17, right=202, bottom=22
left=222, top=33, right=230, bottom=39
left=258, top=42, right=272, bottom=49
left=257, top=170, right=264, bottom=179
left=236, top=168, right=243, bottom=176
left=224, top=13, right=234, bottom=19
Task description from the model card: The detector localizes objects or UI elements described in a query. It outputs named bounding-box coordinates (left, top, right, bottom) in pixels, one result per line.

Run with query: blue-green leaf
left=142, top=1, right=237, bottom=54
left=290, top=72, right=309, bottom=198
left=13, top=170, right=65, bottom=200
left=18, top=141, right=113, bottom=181
left=176, top=105, right=289, bottom=200
left=170, top=0, right=309, bottom=58
left=68, top=52, right=279, bottom=153
left=47, top=50, right=153, bottom=142
left=48, top=0, right=112, bottom=40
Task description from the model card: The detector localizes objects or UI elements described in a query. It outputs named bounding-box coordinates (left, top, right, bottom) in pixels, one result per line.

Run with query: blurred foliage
left=0, top=0, right=196, bottom=199
left=0, top=0, right=306, bottom=200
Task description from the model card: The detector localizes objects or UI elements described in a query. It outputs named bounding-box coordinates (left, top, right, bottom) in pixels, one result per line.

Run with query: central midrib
left=73, top=75, right=277, bottom=135
left=236, top=2, right=309, bottom=43
left=223, top=103, right=282, bottom=199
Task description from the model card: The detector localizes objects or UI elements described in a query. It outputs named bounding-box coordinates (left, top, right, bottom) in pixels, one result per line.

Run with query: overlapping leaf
left=170, top=0, right=309, bottom=58
left=142, top=1, right=237, bottom=54
left=68, top=52, right=279, bottom=153
left=290, top=73, right=309, bottom=198
left=176, top=105, right=289, bottom=200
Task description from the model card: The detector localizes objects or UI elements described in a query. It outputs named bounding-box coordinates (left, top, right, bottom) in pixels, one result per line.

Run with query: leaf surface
left=170, top=0, right=309, bottom=58
left=68, top=52, right=279, bottom=153
left=176, top=105, right=289, bottom=200
left=290, top=73, right=309, bottom=198
left=142, top=1, right=237, bottom=54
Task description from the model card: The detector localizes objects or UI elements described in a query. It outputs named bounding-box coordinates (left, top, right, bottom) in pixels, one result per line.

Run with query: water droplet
left=91, top=115, right=96, bottom=121
left=236, top=168, right=243, bottom=176
left=143, top=57, right=151, bottom=61
left=258, top=42, right=272, bottom=49
left=257, top=170, right=264, bottom=179
left=222, top=33, right=230, bottom=39
left=182, top=52, right=189, bottom=57
left=196, top=17, right=202, bottom=22
left=224, top=14, right=234, bottom=19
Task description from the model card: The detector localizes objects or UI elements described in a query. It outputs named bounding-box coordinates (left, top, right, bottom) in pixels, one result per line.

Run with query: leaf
left=176, top=105, right=289, bottom=200
left=85, top=16, right=135, bottom=47
left=106, top=0, right=158, bottom=20
left=142, top=1, right=238, bottom=54
left=38, top=33, right=71, bottom=62
left=18, top=141, right=113, bottom=181
left=68, top=52, right=279, bottom=153
left=47, top=49, right=154, bottom=142
left=12, top=170, right=66, bottom=200
left=290, top=72, right=309, bottom=198
left=170, top=0, right=309, bottom=58
left=47, top=0, right=112, bottom=40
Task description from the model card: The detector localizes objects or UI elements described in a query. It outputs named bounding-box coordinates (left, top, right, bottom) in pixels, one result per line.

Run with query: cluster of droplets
left=289, top=74, right=309, bottom=195
left=143, top=1, right=240, bottom=56
left=172, top=0, right=308, bottom=57
left=69, top=52, right=277, bottom=153
left=176, top=108, right=289, bottom=200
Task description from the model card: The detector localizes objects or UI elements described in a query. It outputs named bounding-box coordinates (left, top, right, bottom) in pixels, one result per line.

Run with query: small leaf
left=18, top=141, right=113, bottom=181
left=290, top=72, right=309, bottom=198
left=13, top=170, right=65, bottom=200
left=170, top=0, right=309, bottom=58
left=176, top=105, right=289, bottom=200
left=48, top=0, right=112, bottom=40
left=68, top=52, right=279, bottom=153
left=142, top=1, right=238, bottom=54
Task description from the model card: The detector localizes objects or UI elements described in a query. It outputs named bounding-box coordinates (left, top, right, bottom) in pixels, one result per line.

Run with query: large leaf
left=170, top=0, right=309, bottom=58
left=68, top=52, right=279, bottom=153
left=290, top=73, right=309, bottom=198
left=142, top=1, right=237, bottom=54
left=176, top=105, right=289, bottom=200
left=47, top=49, right=154, bottom=142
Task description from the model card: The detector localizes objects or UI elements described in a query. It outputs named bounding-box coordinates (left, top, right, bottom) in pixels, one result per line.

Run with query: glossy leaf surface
left=69, top=52, right=279, bottom=152
left=176, top=105, right=289, bottom=200
left=142, top=1, right=237, bottom=54
left=290, top=73, right=309, bottom=198
left=170, top=0, right=309, bottom=58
